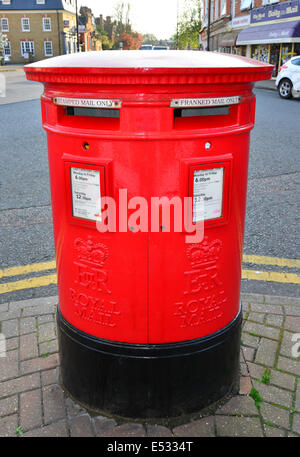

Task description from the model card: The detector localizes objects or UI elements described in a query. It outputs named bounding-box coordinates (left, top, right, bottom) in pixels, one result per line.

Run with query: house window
left=1, top=18, right=9, bottom=32
left=44, top=40, right=53, bottom=56
left=2, top=1, right=11, bottom=5
left=4, top=41, right=11, bottom=56
left=21, top=18, right=30, bottom=32
left=42, top=17, right=51, bottom=31
left=36, top=0, right=45, bottom=4
left=215, top=0, right=219, bottom=20
left=21, top=41, right=35, bottom=57
left=240, top=0, right=253, bottom=11
left=220, top=0, right=226, bottom=16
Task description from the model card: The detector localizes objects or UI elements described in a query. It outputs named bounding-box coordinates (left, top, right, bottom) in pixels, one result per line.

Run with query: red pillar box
left=25, top=51, right=272, bottom=418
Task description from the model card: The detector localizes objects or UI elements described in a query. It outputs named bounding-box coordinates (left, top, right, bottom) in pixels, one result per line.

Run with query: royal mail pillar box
left=25, top=51, right=272, bottom=418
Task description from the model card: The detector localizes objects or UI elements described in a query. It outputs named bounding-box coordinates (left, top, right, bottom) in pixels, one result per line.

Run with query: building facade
left=201, top=0, right=300, bottom=75
left=78, top=6, right=102, bottom=52
left=0, top=0, right=77, bottom=64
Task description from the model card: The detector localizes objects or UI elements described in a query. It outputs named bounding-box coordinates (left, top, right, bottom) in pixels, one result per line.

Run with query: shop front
left=219, top=31, right=241, bottom=54
left=236, top=0, right=300, bottom=76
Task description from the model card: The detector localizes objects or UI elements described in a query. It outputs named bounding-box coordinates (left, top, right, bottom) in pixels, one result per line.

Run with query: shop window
left=281, top=44, right=293, bottom=66
left=294, top=44, right=300, bottom=56
left=251, top=44, right=259, bottom=60
left=259, top=46, right=269, bottom=63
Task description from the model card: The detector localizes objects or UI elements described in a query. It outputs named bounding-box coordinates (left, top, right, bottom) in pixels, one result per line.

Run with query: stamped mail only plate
left=53, top=97, right=122, bottom=108
left=170, top=96, right=241, bottom=108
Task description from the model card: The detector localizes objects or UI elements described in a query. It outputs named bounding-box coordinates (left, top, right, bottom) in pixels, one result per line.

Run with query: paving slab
left=0, top=292, right=299, bottom=437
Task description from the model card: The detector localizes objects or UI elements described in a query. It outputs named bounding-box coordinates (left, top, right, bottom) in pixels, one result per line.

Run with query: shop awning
left=219, top=31, right=239, bottom=47
left=236, top=20, right=300, bottom=45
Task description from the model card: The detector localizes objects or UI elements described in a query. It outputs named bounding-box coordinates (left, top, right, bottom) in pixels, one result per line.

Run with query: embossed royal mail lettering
left=174, top=293, right=226, bottom=328
left=173, top=237, right=226, bottom=328
left=70, top=288, right=120, bottom=327
left=74, top=261, right=112, bottom=294
left=70, top=236, right=120, bottom=327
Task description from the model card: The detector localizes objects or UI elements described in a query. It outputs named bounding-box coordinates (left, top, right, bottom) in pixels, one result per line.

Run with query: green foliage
left=261, top=368, right=272, bottom=384
left=95, top=25, right=113, bottom=50
left=173, top=0, right=202, bottom=50
left=250, top=387, right=263, bottom=408
left=142, top=34, right=158, bottom=45
left=15, top=427, right=23, bottom=437
left=0, top=32, right=8, bottom=54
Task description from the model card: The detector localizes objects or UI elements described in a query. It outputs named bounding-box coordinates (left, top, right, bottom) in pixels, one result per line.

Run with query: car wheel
left=278, top=79, right=293, bottom=99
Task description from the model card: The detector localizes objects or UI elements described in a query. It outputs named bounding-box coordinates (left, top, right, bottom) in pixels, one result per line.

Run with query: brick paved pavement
left=0, top=293, right=299, bottom=437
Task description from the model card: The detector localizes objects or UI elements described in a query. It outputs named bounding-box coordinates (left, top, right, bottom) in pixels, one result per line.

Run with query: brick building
left=95, top=14, right=116, bottom=42
left=0, top=0, right=78, bottom=64
left=78, top=6, right=102, bottom=52
left=200, top=0, right=300, bottom=75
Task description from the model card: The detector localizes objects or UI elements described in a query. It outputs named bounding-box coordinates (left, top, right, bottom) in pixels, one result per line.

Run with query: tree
left=0, top=32, right=8, bottom=57
left=114, top=1, right=132, bottom=40
left=173, top=0, right=202, bottom=50
left=121, top=32, right=142, bottom=50
left=141, top=34, right=158, bottom=45
left=95, top=25, right=113, bottom=50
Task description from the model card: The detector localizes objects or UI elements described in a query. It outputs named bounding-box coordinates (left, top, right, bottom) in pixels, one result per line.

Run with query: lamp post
left=75, top=0, right=80, bottom=52
left=207, top=0, right=211, bottom=51
left=176, top=0, right=179, bottom=49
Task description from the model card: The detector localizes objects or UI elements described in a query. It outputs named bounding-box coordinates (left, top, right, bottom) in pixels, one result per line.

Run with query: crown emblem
left=74, top=236, right=108, bottom=267
left=186, top=237, right=222, bottom=269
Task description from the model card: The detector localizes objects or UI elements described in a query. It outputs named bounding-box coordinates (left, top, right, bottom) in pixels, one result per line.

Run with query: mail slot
left=25, top=51, right=273, bottom=418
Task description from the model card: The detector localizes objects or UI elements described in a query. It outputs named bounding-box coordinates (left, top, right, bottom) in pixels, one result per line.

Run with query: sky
left=78, top=0, right=184, bottom=40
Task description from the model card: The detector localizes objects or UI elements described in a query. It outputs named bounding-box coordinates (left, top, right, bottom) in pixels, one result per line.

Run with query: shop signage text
left=231, top=15, right=250, bottom=28
left=251, top=0, right=300, bottom=23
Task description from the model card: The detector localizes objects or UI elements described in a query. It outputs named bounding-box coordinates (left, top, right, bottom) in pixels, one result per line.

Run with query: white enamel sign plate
left=171, top=96, right=241, bottom=108
left=71, top=168, right=101, bottom=222
left=53, top=97, right=122, bottom=108
left=193, top=168, right=224, bottom=223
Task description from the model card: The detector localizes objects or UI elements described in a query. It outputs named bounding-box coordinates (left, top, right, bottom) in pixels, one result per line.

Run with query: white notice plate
left=53, top=97, right=121, bottom=109
left=71, top=167, right=101, bottom=221
left=171, top=96, right=241, bottom=108
left=193, top=168, right=224, bottom=223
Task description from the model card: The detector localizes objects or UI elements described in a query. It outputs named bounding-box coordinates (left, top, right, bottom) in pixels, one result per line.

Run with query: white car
left=276, top=55, right=300, bottom=99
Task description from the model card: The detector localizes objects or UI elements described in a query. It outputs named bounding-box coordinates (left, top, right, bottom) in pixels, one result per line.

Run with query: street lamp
left=75, top=0, right=80, bottom=52
left=207, top=0, right=211, bottom=51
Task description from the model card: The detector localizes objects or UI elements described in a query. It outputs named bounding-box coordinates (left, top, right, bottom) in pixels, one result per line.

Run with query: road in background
left=0, top=71, right=299, bottom=302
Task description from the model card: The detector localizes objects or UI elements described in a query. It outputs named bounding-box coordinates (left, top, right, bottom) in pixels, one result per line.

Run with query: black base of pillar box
left=57, top=307, right=242, bottom=419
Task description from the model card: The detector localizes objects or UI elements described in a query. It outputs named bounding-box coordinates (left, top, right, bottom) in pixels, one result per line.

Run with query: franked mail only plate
left=171, top=96, right=241, bottom=108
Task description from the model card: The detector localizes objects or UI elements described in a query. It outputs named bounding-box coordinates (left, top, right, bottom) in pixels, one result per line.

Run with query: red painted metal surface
left=25, top=51, right=273, bottom=344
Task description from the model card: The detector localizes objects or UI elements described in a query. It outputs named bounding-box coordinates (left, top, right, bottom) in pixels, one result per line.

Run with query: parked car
left=140, top=44, right=153, bottom=50
left=153, top=46, right=169, bottom=50
left=276, top=55, right=300, bottom=99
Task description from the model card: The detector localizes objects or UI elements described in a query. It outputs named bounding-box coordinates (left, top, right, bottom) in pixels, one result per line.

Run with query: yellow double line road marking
left=0, top=255, right=299, bottom=295
left=0, top=274, right=57, bottom=295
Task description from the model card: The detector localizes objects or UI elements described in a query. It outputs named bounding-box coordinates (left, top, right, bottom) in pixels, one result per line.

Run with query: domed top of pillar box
left=24, top=50, right=273, bottom=87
